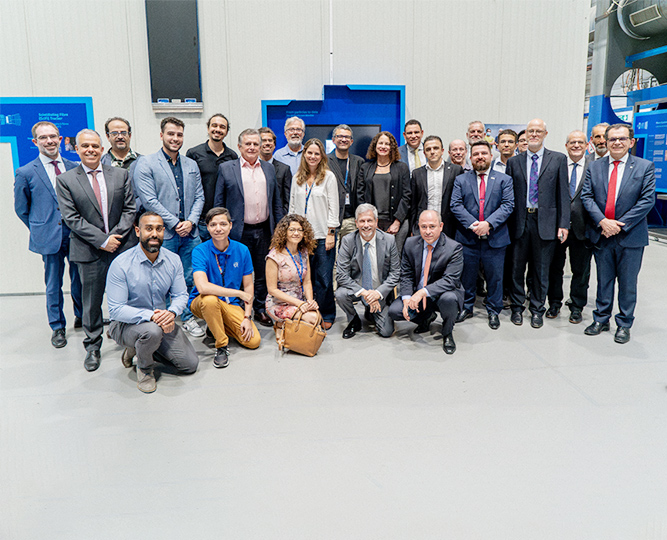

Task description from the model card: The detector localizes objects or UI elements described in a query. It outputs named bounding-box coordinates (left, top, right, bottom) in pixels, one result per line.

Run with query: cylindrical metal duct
left=617, top=0, right=667, bottom=39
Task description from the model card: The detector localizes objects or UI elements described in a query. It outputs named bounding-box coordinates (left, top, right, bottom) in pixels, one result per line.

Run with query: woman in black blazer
left=356, top=131, right=411, bottom=254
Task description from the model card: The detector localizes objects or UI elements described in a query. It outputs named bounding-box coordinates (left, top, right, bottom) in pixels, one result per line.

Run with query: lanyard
left=304, top=182, right=315, bottom=214
left=214, top=252, right=231, bottom=303
left=286, top=248, right=305, bottom=295
left=344, top=161, right=349, bottom=188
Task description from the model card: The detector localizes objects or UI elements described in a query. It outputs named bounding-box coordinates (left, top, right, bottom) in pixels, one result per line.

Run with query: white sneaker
left=183, top=318, right=205, bottom=337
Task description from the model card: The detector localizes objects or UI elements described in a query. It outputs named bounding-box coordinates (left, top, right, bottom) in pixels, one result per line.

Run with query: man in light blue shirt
left=273, top=116, right=305, bottom=176
left=106, top=211, right=199, bottom=393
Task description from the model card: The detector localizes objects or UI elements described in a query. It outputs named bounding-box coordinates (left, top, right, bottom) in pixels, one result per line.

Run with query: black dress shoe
left=584, top=321, right=610, bottom=336
left=614, top=326, right=631, bottom=344
left=74, top=317, right=83, bottom=329
left=443, top=333, right=456, bottom=355
left=488, top=314, right=500, bottom=330
left=103, top=318, right=111, bottom=326
left=530, top=313, right=543, bottom=329
left=510, top=311, right=523, bottom=326
left=569, top=309, right=583, bottom=324
left=414, top=312, right=437, bottom=334
left=455, top=309, right=473, bottom=323
left=51, top=328, right=67, bottom=348
left=545, top=304, right=561, bottom=319
left=254, top=311, right=273, bottom=327
left=342, top=315, right=362, bottom=339
left=84, top=350, right=101, bottom=372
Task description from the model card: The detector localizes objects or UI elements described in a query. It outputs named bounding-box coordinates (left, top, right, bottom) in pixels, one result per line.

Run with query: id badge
left=345, top=192, right=350, bottom=205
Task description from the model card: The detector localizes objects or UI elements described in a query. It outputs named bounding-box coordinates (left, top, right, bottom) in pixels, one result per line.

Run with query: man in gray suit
left=134, top=117, right=205, bottom=337
left=335, top=203, right=400, bottom=339
left=56, top=129, right=137, bottom=371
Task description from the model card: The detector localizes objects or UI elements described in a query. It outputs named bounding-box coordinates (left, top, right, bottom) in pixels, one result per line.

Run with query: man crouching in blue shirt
left=189, top=207, right=261, bottom=368
left=106, top=211, right=199, bottom=393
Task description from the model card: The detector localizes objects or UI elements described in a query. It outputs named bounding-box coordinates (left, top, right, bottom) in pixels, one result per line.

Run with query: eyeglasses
left=36, top=134, right=59, bottom=141
left=607, top=137, right=630, bottom=143
left=335, top=135, right=352, bottom=141
left=526, top=129, right=545, bottom=135
left=287, top=227, right=304, bottom=234
left=286, top=128, right=304, bottom=134
left=109, top=131, right=129, bottom=137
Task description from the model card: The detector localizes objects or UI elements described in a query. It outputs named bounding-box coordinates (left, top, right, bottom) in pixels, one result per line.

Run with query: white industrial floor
left=2, top=240, right=667, bottom=540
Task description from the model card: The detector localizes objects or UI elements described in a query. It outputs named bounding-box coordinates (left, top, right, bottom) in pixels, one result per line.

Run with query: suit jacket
left=580, top=154, right=656, bottom=248
left=506, top=149, right=570, bottom=241
left=335, top=229, right=400, bottom=301
left=213, top=158, right=284, bottom=242
left=272, top=158, right=292, bottom=215
left=357, top=161, right=411, bottom=223
left=133, top=150, right=205, bottom=240
left=568, top=157, right=591, bottom=241
left=450, top=169, right=514, bottom=249
left=410, top=161, right=464, bottom=237
left=327, top=152, right=365, bottom=223
left=398, top=144, right=409, bottom=167
left=399, top=233, right=464, bottom=307
left=14, top=156, right=78, bottom=254
left=55, top=164, right=137, bottom=263
left=102, top=151, right=143, bottom=211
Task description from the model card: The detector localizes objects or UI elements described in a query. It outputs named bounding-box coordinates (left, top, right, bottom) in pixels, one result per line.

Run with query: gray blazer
left=133, top=150, right=205, bottom=240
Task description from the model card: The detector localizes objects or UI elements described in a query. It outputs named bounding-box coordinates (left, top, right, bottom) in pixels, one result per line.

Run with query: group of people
left=14, top=113, right=655, bottom=393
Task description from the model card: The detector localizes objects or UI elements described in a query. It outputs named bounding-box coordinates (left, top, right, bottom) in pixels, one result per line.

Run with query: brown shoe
left=121, top=347, right=136, bottom=368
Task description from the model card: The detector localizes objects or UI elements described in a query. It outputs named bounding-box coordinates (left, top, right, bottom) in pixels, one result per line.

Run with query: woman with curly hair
left=288, top=138, right=339, bottom=328
left=265, top=214, right=319, bottom=324
left=356, top=131, right=411, bottom=254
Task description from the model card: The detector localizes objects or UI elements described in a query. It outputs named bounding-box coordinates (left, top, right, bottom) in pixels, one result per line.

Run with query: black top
left=186, top=141, right=238, bottom=218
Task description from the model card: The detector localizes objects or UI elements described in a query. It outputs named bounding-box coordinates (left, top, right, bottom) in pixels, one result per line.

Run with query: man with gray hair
left=273, top=116, right=305, bottom=176
left=214, top=128, right=284, bottom=327
left=589, top=122, right=610, bottom=160
left=335, top=203, right=400, bottom=339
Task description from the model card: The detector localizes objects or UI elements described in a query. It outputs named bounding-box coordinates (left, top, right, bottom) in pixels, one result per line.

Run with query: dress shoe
left=488, top=313, right=500, bottom=330
left=584, top=321, right=610, bottom=336
left=455, top=309, right=473, bottom=323
left=530, top=313, right=543, bottom=329
left=74, top=317, right=83, bottom=329
left=137, top=368, right=156, bottom=393
left=322, top=321, right=333, bottom=330
left=254, top=311, right=273, bottom=328
left=510, top=311, right=523, bottom=326
left=51, top=328, right=67, bottom=348
left=545, top=304, right=561, bottom=319
left=84, top=350, right=101, bottom=372
left=614, top=326, right=631, bottom=344
left=121, top=347, right=136, bottom=368
left=569, top=309, right=583, bottom=324
left=103, top=318, right=111, bottom=326
left=342, top=315, right=362, bottom=339
left=414, top=312, right=437, bottom=334
left=442, top=333, right=456, bottom=355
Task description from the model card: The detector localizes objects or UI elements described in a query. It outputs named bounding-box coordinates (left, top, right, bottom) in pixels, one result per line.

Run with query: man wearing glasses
left=102, top=117, right=141, bottom=176
left=273, top=116, right=305, bottom=176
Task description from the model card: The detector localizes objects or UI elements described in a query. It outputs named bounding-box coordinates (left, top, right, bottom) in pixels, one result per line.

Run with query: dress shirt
left=407, top=144, right=426, bottom=173
left=81, top=162, right=110, bottom=237
left=402, top=238, right=439, bottom=300
left=274, top=144, right=303, bottom=176
left=355, top=234, right=379, bottom=296
left=240, top=156, right=269, bottom=224
left=106, top=244, right=188, bottom=324
left=38, top=153, right=66, bottom=189
left=567, top=156, right=586, bottom=194
left=426, top=160, right=445, bottom=211
left=104, top=148, right=139, bottom=169
left=526, top=146, right=545, bottom=208
left=288, top=170, right=340, bottom=239
left=492, top=159, right=507, bottom=174
left=608, top=153, right=629, bottom=205
left=475, top=168, right=491, bottom=223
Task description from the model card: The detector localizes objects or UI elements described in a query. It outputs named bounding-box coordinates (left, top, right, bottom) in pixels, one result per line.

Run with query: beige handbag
left=276, top=310, right=326, bottom=357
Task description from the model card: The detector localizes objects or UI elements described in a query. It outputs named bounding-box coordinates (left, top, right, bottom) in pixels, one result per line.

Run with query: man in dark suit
left=214, top=128, right=284, bottom=326
left=505, top=118, right=570, bottom=329
left=546, top=130, right=593, bottom=323
left=581, top=123, right=655, bottom=344
left=398, top=119, right=425, bottom=174
left=327, top=124, right=365, bottom=241
left=450, top=141, right=514, bottom=329
left=14, top=121, right=83, bottom=348
left=335, top=203, right=400, bottom=339
left=259, top=127, right=291, bottom=214
left=56, top=129, right=137, bottom=371
left=388, top=209, right=464, bottom=354
left=410, top=135, right=463, bottom=237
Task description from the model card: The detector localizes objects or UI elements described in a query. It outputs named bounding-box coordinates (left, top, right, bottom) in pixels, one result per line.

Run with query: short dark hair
left=207, top=114, right=229, bottom=129
left=258, top=127, right=276, bottom=143
left=161, top=117, right=185, bottom=132
left=470, top=140, right=492, bottom=152
left=518, top=129, right=526, bottom=139
left=497, top=129, right=517, bottom=142
left=205, top=207, right=232, bottom=224
left=404, top=119, right=422, bottom=131
left=105, top=117, right=131, bottom=135
left=136, top=210, right=162, bottom=227
left=423, top=135, right=443, bottom=148
left=606, top=123, right=634, bottom=139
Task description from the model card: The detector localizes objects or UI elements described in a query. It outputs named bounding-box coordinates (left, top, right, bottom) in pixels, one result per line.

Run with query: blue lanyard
left=286, top=248, right=305, bottom=295
left=344, top=161, right=349, bottom=188
left=304, top=182, right=314, bottom=214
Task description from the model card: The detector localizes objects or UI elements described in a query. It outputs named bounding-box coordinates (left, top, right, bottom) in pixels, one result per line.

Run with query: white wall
left=1, top=0, right=590, bottom=294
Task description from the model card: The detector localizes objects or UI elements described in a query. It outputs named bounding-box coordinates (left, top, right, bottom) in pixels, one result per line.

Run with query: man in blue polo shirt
left=189, top=207, right=261, bottom=367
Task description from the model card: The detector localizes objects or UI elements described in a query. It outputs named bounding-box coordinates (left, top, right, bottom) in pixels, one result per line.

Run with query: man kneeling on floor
left=189, top=207, right=261, bottom=368
left=106, top=212, right=199, bottom=393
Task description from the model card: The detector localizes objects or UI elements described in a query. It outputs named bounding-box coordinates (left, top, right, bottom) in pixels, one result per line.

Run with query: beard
left=473, top=160, right=490, bottom=172
left=141, top=236, right=163, bottom=253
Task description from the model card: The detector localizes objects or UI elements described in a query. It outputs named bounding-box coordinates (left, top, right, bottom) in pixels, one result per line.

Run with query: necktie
left=50, top=160, right=62, bottom=176
left=89, top=170, right=104, bottom=212
left=605, top=161, right=620, bottom=220
left=422, top=244, right=433, bottom=308
left=529, top=154, right=539, bottom=206
left=479, top=173, right=486, bottom=221
left=414, top=148, right=421, bottom=168
left=569, top=163, right=578, bottom=199
left=362, top=242, right=373, bottom=290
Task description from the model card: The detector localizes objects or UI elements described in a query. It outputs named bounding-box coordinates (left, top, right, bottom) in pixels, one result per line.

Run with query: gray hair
left=75, top=129, right=102, bottom=146
left=565, top=130, right=586, bottom=144
left=238, top=128, right=260, bottom=146
left=355, top=203, right=378, bottom=220
left=333, top=124, right=353, bottom=138
left=284, top=116, right=305, bottom=132
left=467, top=120, right=485, bottom=131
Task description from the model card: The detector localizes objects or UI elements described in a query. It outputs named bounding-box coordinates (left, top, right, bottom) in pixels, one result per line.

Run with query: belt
left=527, top=207, right=538, bottom=214
left=244, top=219, right=269, bottom=229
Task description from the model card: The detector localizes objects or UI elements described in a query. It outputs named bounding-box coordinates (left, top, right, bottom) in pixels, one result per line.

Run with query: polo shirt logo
left=233, top=262, right=239, bottom=268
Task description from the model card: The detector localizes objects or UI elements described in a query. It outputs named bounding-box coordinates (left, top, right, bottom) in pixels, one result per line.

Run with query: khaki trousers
left=190, top=295, right=261, bottom=349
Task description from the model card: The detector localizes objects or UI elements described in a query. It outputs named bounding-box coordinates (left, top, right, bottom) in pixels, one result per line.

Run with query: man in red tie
left=580, top=123, right=656, bottom=344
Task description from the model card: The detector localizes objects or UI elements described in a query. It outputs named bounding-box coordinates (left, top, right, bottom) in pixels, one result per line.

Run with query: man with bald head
left=505, top=118, right=569, bottom=328
left=448, top=139, right=469, bottom=170
left=546, top=130, right=592, bottom=323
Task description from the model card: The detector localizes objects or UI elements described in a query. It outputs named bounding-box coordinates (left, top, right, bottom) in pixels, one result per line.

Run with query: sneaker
left=213, top=346, right=230, bottom=368
left=183, top=318, right=205, bottom=337
left=137, top=368, right=156, bottom=393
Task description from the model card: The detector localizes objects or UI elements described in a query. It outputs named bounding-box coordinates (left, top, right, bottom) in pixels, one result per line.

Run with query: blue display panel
left=634, top=109, right=667, bottom=193
left=0, top=97, right=94, bottom=171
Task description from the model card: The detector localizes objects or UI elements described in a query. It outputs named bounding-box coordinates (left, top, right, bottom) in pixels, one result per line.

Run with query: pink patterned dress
left=265, top=248, right=306, bottom=321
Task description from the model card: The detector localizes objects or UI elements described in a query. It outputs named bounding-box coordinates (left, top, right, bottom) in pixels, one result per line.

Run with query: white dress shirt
left=426, top=160, right=445, bottom=211
left=38, top=153, right=66, bottom=190
left=407, top=144, right=426, bottom=173
left=567, top=156, right=587, bottom=194
left=607, top=153, right=629, bottom=204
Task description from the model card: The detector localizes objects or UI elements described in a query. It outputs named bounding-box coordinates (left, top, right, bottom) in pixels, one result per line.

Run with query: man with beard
left=398, top=119, right=426, bottom=173
left=186, top=114, right=238, bottom=241
left=589, top=123, right=609, bottom=161
left=101, top=117, right=140, bottom=174
left=106, top=212, right=199, bottom=393
left=274, top=116, right=306, bottom=176
left=259, top=127, right=292, bottom=214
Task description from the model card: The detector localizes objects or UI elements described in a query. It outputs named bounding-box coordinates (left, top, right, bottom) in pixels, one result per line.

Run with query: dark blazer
left=568, top=157, right=591, bottom=241
left=213, top=158, right=284, bottom=242
left=580, top=154, right=656, bottom=248
left=14, top=156, right=78, bottom=255
left=357, top=161, right=411, bottom=223
left=398, top=233, right=465, bottom=307
left=272, top=159, right=292, bottom=215
left=410, top=161, right=464, bottom=236
left=450, top=169, right=514, bottom=249
left=327, top=151, right=365, bottom=223
left=335, top=229, right=400, bottom=300
left=506, top=149, right=570, bottom=240
left=55, top=164, right=137, bottom=263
